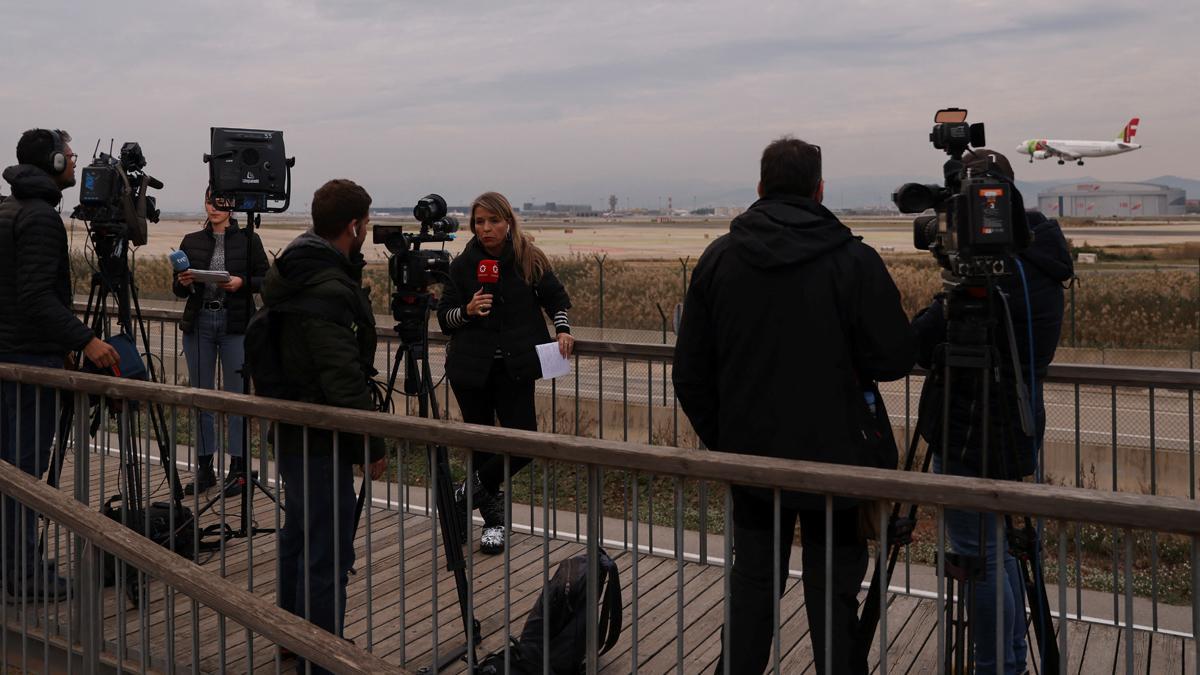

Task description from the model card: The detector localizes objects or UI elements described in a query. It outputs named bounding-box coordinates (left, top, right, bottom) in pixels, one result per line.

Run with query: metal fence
left=1, top=361, right=1199, bottom=673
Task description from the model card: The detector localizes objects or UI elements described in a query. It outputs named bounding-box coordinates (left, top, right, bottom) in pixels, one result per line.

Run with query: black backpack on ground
left=480, top=549, right=622, bottom=675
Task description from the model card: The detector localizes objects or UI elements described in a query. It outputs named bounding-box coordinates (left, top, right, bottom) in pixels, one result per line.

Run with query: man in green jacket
left=261, top=179, right=386, bottom=666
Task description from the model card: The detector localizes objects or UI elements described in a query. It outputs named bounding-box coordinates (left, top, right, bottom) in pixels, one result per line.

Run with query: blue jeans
left=935, top=455, right=1028, bottom=675
left=182, top=309, right=245, bottom=458
left=277, top=451, right=356, bottom=675
left=0, top=353, right=63, bottom=578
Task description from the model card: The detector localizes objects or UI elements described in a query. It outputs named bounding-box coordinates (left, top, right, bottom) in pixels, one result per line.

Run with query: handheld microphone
left=169, top=249, right=190, bottom=273
left=169, top=250, right=195, bottom=294
left=477, top=259, right=500, bottom=295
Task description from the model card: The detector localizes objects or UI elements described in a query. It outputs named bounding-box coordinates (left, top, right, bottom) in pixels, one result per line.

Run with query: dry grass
left=75, top=251, right=1200, bottom=350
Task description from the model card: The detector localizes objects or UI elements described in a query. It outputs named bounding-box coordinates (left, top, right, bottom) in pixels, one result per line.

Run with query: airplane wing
left=1041, top=142, right=1080, bottom=161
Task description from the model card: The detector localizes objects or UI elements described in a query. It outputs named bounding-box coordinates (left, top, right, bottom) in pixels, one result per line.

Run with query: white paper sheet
left=190, top=269, right=232, bottom=284
left=536, top=341, right=572, bottom=379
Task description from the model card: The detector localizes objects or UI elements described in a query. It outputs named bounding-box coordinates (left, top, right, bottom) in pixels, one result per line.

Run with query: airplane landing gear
left=1077, top=160, right=1085, bottom=166
left=1057, top=159, right=1066, bottom=165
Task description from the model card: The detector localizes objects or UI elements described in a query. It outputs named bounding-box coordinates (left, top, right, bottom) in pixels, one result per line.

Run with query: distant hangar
left=1037, top=182, right=1186, bottom=218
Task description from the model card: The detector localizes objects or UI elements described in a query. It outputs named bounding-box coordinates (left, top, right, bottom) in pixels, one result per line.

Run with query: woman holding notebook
left=172, top=187, right=269, bottom=495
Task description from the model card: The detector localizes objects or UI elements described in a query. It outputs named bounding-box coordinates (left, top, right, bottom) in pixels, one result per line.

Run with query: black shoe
left=454, top=472, right=494, bottom=545
left=477, top=486, right=506, bottom=555
left=7, top=568, right=70, bottom=602
left=184, top=465, right=217, bottom=495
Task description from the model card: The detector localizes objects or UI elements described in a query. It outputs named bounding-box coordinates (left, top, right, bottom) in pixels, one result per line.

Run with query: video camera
left=204, top=128, right=294, bottom=213
left=72, top=142, right=162, bottom=246
left=892, top=108, right=1029, bottom=279
left=372, top=193, right=459, bottom=293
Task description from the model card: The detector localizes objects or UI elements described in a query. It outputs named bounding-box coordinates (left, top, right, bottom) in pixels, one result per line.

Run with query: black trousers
left=277, top=452, right=356, bottom=675
left=450, top=359, right=537, bottom=494
left=713, top=487, right=869, bottom=675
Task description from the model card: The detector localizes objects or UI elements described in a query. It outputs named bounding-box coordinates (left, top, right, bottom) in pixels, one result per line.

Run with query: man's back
left=0, top=164, right=91, bottom=355
left=674, top=195, right=915, bottom=472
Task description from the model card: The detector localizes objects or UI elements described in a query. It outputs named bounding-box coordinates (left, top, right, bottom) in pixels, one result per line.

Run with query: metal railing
left=89, top=304, right=1200, bottom=642
left=1, top=362, right=1198, bottom=673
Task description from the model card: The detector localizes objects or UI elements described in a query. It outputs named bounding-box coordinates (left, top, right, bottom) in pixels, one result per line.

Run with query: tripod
left=857, top=276, right=1060, bottom=673
left=381, top=290, right=481, bottom=674
left=50, top=224, right=182, bottom=513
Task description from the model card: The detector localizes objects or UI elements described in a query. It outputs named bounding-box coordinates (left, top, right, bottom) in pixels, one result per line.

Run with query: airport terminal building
left=1037, top=182, right=1186, bottom=218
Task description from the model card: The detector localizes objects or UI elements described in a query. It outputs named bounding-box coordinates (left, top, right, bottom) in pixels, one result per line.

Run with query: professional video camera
left=372, top=193, right=459, bottom=294
left=72, top=142, right=162, bottom=246
left=892, top=108, right=1029, bottom=279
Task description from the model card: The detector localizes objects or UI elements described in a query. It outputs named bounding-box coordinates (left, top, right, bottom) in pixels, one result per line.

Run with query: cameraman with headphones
left=1, top=129, right=119, bottom=599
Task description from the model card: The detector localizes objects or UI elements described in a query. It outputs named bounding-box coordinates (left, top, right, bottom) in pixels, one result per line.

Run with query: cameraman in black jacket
left=438, top=191, right=573, bottom=555
left=0, top=129, right=118, bottom=599
left=675, top=137, right=915, bottom=674
left=911, top=150, right=1073, bottom=674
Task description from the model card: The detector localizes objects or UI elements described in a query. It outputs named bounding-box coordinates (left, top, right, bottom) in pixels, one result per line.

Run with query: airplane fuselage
left=1017, top=139, right=1141, bottom=160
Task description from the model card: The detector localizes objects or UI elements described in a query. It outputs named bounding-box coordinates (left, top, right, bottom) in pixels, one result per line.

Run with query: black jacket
left=261, top=230, right=385, bottom=462
left=172, top=221, right=268, bottom=334
left=0, top=164, right=94, bottom=355
left=673, top=196, right=916, bottom=506
left=437, top=238, right=571, bottom=389
left=912, top=210, right=1074, bottom=476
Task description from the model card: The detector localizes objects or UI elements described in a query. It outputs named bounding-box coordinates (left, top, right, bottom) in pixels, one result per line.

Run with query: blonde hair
left=470, top=191, right=549, bottom=285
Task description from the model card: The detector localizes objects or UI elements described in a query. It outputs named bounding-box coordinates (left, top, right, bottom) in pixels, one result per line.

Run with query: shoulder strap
left=596, top=550, right=622, bottom=655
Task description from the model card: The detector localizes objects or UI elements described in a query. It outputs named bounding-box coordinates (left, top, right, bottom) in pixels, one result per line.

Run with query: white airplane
left=1016, top=118, right=1141, bottom=166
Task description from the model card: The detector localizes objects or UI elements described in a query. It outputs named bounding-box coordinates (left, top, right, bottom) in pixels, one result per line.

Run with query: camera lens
left=912, top=215, right=939, bottom=251
left=413, top=194, right=448, bottom=223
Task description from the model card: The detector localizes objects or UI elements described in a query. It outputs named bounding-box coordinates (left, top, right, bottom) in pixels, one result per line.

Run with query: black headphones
left=45, top=129, right=67, bottom=173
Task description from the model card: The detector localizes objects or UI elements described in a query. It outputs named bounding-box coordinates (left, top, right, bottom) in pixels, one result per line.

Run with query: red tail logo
left=1123, top=118, right=1140, bottom=143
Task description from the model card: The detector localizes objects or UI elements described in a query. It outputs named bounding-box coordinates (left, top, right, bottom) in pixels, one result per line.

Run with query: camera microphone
left=169, top=249, right=195, bottom=294
left=477, top=259, right=500, bottom=294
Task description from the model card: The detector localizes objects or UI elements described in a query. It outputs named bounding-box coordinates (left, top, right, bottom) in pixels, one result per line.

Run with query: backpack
left=243, top=307, right=295, bottom=399
left=480, top=549, right=622, bottom=675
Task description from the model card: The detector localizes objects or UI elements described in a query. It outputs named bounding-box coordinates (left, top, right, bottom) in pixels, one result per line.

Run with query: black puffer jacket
left=172, top=220, right=268, bottom=334
left=437, top=238, right=572, bottom=389
left=0, top=164, right=93, bottom=355
left=673, top=195, right=916, bottom=508
left=262, top=230, right=385, bottom=463
left=912, top=209, right=1074, bottom=477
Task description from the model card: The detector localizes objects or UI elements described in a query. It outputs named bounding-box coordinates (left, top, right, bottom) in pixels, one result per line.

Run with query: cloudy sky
left=2, top=0, right=1196, bottom=211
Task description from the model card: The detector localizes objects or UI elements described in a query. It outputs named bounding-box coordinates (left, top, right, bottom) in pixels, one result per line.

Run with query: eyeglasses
left=65, top=153, right=78, bottom=163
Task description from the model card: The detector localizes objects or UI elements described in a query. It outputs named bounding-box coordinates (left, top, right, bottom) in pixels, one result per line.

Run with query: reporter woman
left=172, top=189, right=269, bottom=495
left=438, top=191, right=573, bottom=554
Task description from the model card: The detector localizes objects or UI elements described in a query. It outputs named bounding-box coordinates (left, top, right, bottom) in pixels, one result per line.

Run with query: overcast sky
left=2, top=0, right=1197, bottom=211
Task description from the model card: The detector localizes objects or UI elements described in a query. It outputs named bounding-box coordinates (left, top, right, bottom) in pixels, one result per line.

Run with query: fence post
left=1070, top=279, right=1077, bottom=348
left=594, top=254, right=607, bottom=331
left=1194, top=257, right=1198, bottom=368
left=656, top=303, right=667, bottom=344
left=679, top=257, right=690, bottom=304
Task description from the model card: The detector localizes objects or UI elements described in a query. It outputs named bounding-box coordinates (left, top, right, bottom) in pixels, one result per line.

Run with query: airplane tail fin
left=1118, top=117, right=1140, bottom=143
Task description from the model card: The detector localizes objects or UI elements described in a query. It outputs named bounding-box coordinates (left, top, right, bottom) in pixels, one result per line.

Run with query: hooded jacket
left=0, top=164, right=94, bottom=355
left=673, top=196, right=916, bottom=507
left=912, top=209, right=1074, bottom=477
left=437, top=237, right=571, bottom=389
left=172, top=219, right=269, bottom=334
left=260, top=230, right=384, bottom=462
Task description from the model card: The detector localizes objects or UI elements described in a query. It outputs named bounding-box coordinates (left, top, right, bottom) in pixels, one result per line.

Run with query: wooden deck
left=7, top=453, right=1193, bottom=674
